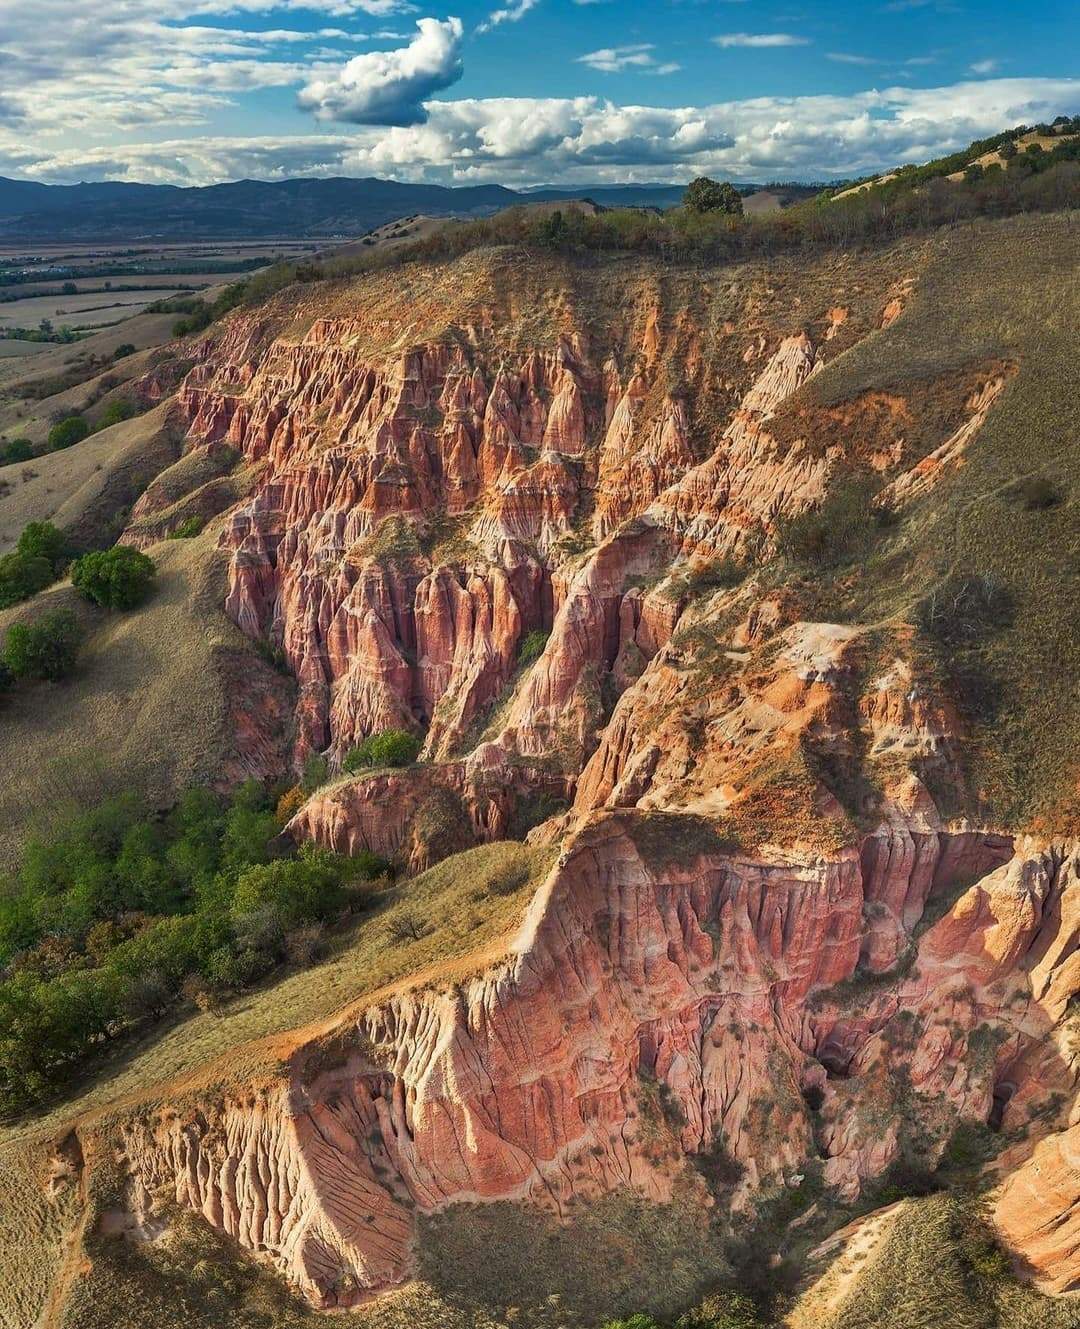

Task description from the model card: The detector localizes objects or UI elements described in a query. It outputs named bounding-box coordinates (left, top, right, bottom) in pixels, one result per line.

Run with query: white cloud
left=827, top=53, right=878, bottom=66
left=969, top=59, right=1000, bottom=76
left=297, top=16, right=463, bottom=125
left=577, top=44, right=679, bottom=75
left=0, top=0, right=423, bottom=139
left=478, top=0, right=540, bottom=32
left=3, top=77, right=1077, bottom=190
left=713, top=33, right=810, bottom=48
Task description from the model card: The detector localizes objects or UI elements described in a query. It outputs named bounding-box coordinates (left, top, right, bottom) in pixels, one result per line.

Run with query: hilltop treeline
left=820, top=113, right=1080, bottom=197
left=215, top=139, right=1079, bottom=315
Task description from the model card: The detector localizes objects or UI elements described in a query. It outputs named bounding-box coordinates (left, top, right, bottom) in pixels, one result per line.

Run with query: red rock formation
left=113, top=822, right=1079, bottom=1308
left=173, top=260, right=928, bottom=775
left=108, top=251, right=1076, bottom=1309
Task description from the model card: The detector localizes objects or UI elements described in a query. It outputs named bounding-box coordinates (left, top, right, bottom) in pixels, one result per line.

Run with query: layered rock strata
left=112, top=822, right=1078, bottom=1307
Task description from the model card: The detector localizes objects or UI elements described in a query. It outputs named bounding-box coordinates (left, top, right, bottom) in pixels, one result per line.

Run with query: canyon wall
left=111, top=822, right=1079, bottom=1308
left=93, top=248, right=1080, bottom=1312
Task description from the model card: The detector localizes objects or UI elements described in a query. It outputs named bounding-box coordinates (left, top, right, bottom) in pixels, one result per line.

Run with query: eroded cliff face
left=82, top=244, right=1078, bottom=1312
left=109, top=823, right=1079, bottom=1308
left=167, top=249, right=1003, bottom=781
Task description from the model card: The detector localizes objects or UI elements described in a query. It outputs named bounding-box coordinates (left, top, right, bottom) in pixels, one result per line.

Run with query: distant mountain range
left=0, top=176, right=697, bottom=242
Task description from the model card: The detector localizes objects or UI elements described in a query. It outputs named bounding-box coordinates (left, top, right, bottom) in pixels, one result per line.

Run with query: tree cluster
left=0, top=782, right=388, bottom=1115
left=0, top=522, right=69, bottom=610
left=341, top=728, right=422, bottom=774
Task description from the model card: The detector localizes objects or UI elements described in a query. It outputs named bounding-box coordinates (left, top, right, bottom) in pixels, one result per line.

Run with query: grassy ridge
left=0, top=840, right=552, bottom=1145
left=805, top=1193, right=1080, bottom=1329
left=785, top=212, right=1079, bottom=830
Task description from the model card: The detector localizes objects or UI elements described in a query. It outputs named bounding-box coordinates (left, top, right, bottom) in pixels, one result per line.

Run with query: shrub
left=685, top=559, right=744, bottom=595
left=387, top=912, right=428, bottom=944
left=517, top=628, right=549, bottom=665
left=917, top=573, right=1014, bottom=648
left=97, top=398, right=134, bottom=429
left=46, top=416, right=89, bottom=451
left=0, top=438, right=34, bottom=464
left=774, top=481, right=881, bottom=567
left=352, top=849, right=391, bottom=881
left=536, top=209, right=569, bottom=247
left=693, top=1134, right=746, bottom=1192
left=677, top=1291, right=764, bottom=1329
left=2, top=609, right=82, bottom=681
left=1006, top=474, right=1061, bottom=510
left=0, top=552, right=53, bottom=608
left=275, top=784, right=307, bottom=825
left=168, top=515, right=204, bottom=538
left=17, top=520, right=67, bottom=572
left=113, top=343, right=135, bottom=360
left=284, top=923, right=326, bottom=967
left=964, top=1234, right=1010, bottom=1279
left=342, top=728, right=421, bottom=772
left=684, top=177, right=744, bottom=215
left=301, top=753, right=329, bottom=793
left=937, top=1120, right=1001, bottom=1176
left=71, top=545, right=156, bottom=609
left=181, top=974, right=222, bottom=1014
left=999, top=139, right=1018, bottom=160
left=171, top=303, right=212, bottom=338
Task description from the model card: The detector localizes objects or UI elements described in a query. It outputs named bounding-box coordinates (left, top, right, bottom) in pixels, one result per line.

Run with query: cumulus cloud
left=3, top=77, right=1077, bottom=191
left=0, top=0, right=424, bottom=138
left=713, top=33, right=810, bottom=48
left=335, top=77, right=1080, bottom=183
left=297, top=17, right=463, bottom=125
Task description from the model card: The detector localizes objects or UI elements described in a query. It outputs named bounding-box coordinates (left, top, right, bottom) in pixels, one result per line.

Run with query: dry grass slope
left=792, top=1192, right=1080, bottom=1329
left=0, top=840, right=552, bottom=1146
left=0, top=403, right=184, bottom=554
left=774, top=212, right=1079, bottom=830
left=0, top=535, right=292, bottom=868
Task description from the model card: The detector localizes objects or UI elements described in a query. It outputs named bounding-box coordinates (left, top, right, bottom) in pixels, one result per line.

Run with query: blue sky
left=0, top=0, right=1075, bottom=185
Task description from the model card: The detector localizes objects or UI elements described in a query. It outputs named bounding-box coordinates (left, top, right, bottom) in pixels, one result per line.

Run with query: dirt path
left=36, top=1145, right=91, bottom=1329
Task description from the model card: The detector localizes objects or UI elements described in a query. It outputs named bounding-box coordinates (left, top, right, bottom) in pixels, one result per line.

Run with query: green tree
left=0, top=552, right=53, bottom=608
left=97, top=398, right=134, bottom=429
left=683, top=177, right=744, bottom=215
left=46, top=416, right=89, bottom=451
left=71, top=545, right=156, bottom=609
left=230, top=849, right=347, bottom=929
left=0, top=438, right=34, bottom=464
left=2, top=609, right=82, bottom=681
left=16, top=521, right=67, bottom=573
left=112, top=343, right=135, bottom=360
left=342, top=728, right=421, bottom=772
